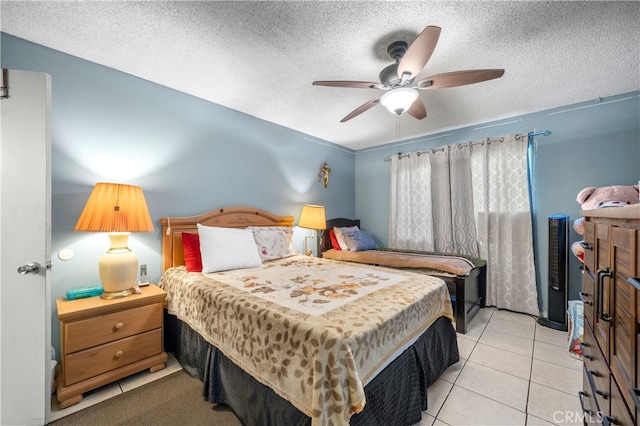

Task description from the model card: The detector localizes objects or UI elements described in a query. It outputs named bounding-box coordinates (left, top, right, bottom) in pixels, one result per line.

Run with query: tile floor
left=419, top=307, right=583, bottom=426
left=50, top=307, right=583, bottom=425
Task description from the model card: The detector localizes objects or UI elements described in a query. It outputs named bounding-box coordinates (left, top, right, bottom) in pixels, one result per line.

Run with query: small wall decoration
left=318, top=162, right=331, bottom=188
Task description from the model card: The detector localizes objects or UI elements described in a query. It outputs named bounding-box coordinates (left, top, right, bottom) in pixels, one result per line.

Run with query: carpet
left=49, top=370, right=242, bottom=426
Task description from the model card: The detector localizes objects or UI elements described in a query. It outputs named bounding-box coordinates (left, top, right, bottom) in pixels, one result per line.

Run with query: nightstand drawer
left=64, top=328, right=162, bottom=385
left=65, top=303, right=162, bottom=353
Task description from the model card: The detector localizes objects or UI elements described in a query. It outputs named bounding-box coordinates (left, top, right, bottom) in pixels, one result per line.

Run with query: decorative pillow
left=333, top=225, right=359, bottom=251
left=246, top=226, right=297, bottom=261
left=342, top=229, right=378, bottom=252
left=328, top=229, right=342, bottom=250
left=182, top=232, right=202, bottom=272
left=197, top=224, right=263, bottom=273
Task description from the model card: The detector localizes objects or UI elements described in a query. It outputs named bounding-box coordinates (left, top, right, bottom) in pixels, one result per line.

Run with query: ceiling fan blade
left=406, top=97, right=427, bottom=120
left=340, top=98, right=381, bottom=122
left=313, top=80, right=382, bottom=89
left=397, top=26, right=441, bottom=80
left=417, top=69, right=505, bottom=90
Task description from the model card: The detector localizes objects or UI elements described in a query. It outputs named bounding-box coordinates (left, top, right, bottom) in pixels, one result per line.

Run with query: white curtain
left=389, top=152, right=433, bottom=251
left=389, top=146, right=478, bottom=256
left=389, top=133, right=539, bottom=316
left=470, top=134, right=538, bottom=315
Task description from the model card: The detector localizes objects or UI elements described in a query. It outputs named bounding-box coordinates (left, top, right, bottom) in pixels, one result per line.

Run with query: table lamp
left=298, top=204, right=326, bottom=256
left=74, top=182, right=154, bottom=299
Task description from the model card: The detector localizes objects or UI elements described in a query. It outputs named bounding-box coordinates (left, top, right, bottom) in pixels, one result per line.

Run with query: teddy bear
left=576, top=184, right=639, bottom=211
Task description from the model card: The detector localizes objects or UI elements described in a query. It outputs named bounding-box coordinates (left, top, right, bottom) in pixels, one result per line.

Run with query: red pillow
left=329, top=229, right=341, bottom=250
left=182, top=232, right=202, bottom=272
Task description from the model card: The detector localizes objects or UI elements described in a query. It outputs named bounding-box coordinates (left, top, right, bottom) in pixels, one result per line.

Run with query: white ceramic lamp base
left=99, top=233, right=138, bottom=299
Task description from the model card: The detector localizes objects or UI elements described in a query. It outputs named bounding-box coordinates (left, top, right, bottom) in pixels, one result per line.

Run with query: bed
left=159, top=206, right=459, bottom=426
left=321, top=218, right=486, bottom=334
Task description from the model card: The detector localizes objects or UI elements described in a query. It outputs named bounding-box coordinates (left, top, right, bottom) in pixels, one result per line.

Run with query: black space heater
left=538, top=214, right=569, bottom=331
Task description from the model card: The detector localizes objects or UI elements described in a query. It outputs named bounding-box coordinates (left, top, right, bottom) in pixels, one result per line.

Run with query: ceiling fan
left=313, top=26, right=505, bottom=122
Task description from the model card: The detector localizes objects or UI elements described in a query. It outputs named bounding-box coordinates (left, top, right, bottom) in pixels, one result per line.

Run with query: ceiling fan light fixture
left=380, top=88, right=418, bottom=115
left=313, top=25, right=503, bottom=123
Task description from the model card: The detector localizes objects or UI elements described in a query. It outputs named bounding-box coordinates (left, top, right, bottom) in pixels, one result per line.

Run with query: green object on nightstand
left=65, top=285, right=103, bottom=300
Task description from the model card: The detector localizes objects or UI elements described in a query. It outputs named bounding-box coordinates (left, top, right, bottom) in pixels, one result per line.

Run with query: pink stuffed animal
left=572, top=184, right=639, bottom=263
left=576, top=184, right=639, bottom=210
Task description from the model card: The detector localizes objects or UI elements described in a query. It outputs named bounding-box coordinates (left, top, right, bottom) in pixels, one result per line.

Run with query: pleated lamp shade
left=75, top=183, right=153, bottom=299
left=75, top=182, right=153, bottom=233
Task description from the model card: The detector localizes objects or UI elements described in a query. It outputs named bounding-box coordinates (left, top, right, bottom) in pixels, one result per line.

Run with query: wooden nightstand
left=55, top=285, right=168, bottom=409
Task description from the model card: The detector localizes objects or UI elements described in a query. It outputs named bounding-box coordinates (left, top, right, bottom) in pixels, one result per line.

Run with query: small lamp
left=75, top=182, right=154, bottom=299
left=298, top=204, right=326, bottom=257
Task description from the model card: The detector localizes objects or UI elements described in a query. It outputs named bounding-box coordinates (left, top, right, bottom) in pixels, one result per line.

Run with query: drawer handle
left=587, top=369, right=609, bottom=399
left=114, top=322, right=124, bottom=331
left=597, top=268, right=613, bottom=322
left=579, top=343, right=593, bottom=361
left=579, top=292, right=593, bottom=306
left=630, top=387, right=640, bottom=411
left=578, top=391, right=593, bottom=415
left=115, top=350, right=124, bottom=359
left=580, top=241, right=593, bottom=251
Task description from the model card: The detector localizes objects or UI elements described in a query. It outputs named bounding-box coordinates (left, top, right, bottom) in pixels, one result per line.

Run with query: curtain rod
left=383, top=130, right=551, bottom=162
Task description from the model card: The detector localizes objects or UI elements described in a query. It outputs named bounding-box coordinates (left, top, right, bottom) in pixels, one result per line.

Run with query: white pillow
left=246, top=226, right=297, bottom=261
left=333, top=225, right=359, bottom=251
left=197, top=224, right=262, bottom=273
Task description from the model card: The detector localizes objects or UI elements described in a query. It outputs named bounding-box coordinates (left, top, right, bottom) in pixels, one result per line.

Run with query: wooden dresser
left=56, top=285, right=168, bottom=409
left=579, top=204, right=639, bottom=425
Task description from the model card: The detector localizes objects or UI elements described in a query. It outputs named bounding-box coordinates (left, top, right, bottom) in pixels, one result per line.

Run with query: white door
left=0, top=70, right=52, bottom=425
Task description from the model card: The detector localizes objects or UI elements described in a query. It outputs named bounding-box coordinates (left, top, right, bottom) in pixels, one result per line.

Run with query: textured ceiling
left=2, top=1, right=638, bottom=150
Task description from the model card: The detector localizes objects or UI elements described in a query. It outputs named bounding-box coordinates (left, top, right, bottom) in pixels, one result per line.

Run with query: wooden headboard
left=321, top=218, right=361, bottom=253
left=161, top=206, right=294, bottom=272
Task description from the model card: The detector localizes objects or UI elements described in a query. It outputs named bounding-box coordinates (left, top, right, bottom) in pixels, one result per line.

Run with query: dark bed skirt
left=164, top=312, right=459, bottom=426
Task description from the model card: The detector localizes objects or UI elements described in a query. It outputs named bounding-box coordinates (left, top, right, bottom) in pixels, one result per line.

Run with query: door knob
left=17, top=262, right=41, bottom=275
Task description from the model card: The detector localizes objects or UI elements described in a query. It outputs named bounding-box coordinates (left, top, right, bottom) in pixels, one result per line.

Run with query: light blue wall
left=355, top=92, right=640, bottom=315
left=3, top=31, right=639, bottom=354
left=1, top=33, right=355, bottom=357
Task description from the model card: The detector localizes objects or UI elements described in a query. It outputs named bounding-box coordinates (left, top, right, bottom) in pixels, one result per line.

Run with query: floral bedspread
left=159, top=255, right=453, bottom=426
